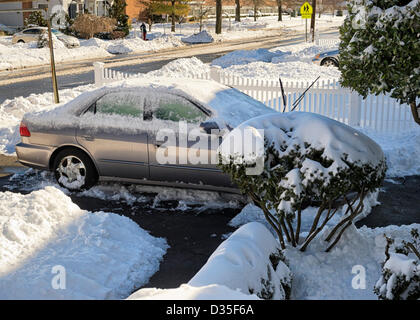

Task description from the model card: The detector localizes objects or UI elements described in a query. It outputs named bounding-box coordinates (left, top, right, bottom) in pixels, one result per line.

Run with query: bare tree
left=277, top=0, right=282, bottom=21
left=235, top=0, right=241, bottom=22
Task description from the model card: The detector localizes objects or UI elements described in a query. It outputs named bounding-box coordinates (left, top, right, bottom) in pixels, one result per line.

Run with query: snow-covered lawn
left=0, top=186, right=168, bottom=299
left=0, top=14, right=344, bottom=71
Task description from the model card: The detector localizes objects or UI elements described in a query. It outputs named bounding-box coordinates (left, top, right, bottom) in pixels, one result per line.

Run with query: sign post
left=300, top=2, right=313, bottom=42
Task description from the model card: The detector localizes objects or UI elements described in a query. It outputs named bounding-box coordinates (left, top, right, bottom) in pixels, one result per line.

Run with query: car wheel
left=321, top=58, right=338, bottom=67
left=53, top=148, right=98, bottom=191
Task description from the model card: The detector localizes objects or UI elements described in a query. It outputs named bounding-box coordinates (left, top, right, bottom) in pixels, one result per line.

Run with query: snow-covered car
left=312, top=49, right=339, bottom=67
left=12, top=27, right=79, bottom=48
left=16, top=78, right=276, bottom=191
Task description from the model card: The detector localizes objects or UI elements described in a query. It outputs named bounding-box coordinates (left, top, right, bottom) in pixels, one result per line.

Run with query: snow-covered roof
left=24, top=77, right=276, bottom=130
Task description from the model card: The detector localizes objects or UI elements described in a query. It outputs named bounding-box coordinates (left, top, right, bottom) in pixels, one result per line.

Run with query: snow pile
left=0, top=40, right=111, bottom=70
left=107, top=35, right=184, bottom=54
left=0, top=186, right=168, bottom=299
left=189, top=222, right=291, bottom=299
left=286, top=223, right=420, bottom=299
left=128, top=284, right=259, bottom=300
left=181, top=30, right=214, bottom=44
left=129, top=222, right=291, bottom=300
left=0, top=84, right=96, bottom=154
left=212, top=48, right=287, bottom=68
left=147, top=57, right=210, bottom=78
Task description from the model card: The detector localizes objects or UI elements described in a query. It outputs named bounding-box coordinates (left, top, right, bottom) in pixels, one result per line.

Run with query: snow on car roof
left=24, top=77, right=276, bottom=130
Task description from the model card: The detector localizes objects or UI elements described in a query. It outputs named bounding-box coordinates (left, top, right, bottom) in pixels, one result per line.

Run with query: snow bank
left=106, top=35, right=184, bottom=54
left=286, top=223, right=420, bottom=299
left=128, top=284, right=259, bottom=300
left=212, top=48, right=287, bottom=68
left=130, top=222, right=291, bottom=300
left=0, top=42, right=111, bottom=71
left=189, top=222, right=291, bottom=299
left=0, top=186, right=168, bottom=299
left=147, top=57, right=210, bottom=78
left=181, top=30, right=214, bottom=44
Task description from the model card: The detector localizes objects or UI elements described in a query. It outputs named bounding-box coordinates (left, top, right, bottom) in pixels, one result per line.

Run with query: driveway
left=0, top=155, right=419, bottom=289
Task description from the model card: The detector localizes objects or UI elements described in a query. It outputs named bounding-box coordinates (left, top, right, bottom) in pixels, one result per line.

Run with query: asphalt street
left=0, top=30, right=340, bottom=103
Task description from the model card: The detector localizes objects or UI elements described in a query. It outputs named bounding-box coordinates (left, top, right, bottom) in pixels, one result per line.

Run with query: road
left=0, top=29, right=339, bottom=103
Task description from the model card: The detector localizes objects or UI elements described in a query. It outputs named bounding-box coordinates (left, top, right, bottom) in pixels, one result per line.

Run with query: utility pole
left=310, top=0, right=316, bottom=42
left=215, top=0, right=222, bottom=34
left=45, top=5, right=59, bottom=103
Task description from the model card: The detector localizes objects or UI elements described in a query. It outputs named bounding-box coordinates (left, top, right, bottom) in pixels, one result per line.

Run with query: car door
left=147, top=92, right=232, bottom=187
left=76, top=91, right=149, bottom=180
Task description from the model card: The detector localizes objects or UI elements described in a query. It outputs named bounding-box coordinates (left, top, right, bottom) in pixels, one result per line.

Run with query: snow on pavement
left=0, top=186, right=168, bottom=299
left=212, top=42, right=342, bottom=81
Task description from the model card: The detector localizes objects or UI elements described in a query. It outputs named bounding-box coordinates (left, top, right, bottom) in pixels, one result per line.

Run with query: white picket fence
left=93, top=62, right=415, bottom=133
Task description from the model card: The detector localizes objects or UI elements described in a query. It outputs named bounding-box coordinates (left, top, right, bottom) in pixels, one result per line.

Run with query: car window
left=89, top=92, right=144, bottom=118
left=23, top=29, right=37, bottom=34
left=151, top=93, right=207, bottom=123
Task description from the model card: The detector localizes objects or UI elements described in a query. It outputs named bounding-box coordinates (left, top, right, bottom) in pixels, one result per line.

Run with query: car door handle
left=82, top=135, right=95, bottom=141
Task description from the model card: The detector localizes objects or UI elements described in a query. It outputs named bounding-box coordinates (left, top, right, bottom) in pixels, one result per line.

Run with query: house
left=0, top=0, right=109, bottom=28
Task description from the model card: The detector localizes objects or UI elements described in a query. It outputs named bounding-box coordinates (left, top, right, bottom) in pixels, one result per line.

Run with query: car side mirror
left=200, top=121, right=221, bottom=135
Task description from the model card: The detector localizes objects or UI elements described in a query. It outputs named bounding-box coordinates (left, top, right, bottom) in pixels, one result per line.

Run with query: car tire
left=321, top=58, right=338, bottom=67
left=53, top=148, right=98, bottom=191
left=17, top=40, right=25, bottom=43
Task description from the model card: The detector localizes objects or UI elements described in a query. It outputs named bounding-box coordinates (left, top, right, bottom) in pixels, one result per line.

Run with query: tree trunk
left=254, top=5, right=257, bottom=21
left=410, top=101, right=420, bottom=125
left=310, top=0, right=316, bottom=42
left=235, top=0, right=241, bottom=22
left=277, top=0, right=282, bottom=21
left=171, top=0, right=175, bottom=32
left=215, top=0, right=222, bottom=34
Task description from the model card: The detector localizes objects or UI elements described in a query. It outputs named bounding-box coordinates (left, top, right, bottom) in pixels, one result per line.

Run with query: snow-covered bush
left=219, top=113, right=387, bottom=251
left=374, top=229, right=420, bottom=300
left=72, top=14, right=116, bottom=39
left=339, top=0, right=420, bottom=124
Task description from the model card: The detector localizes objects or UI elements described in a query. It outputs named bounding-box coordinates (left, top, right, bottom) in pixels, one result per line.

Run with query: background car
left=12, top=27, right=79, bottom=48
left=16, top=79, right=276, bottom=191
left=312, top=49, right=339, bottom=67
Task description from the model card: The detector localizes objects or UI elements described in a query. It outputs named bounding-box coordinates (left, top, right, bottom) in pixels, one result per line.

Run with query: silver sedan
left=16, top=79, right=276, bottom=191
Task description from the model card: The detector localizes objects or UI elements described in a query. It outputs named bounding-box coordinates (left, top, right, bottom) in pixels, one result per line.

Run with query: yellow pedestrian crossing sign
left=300, top=2, right=313, bottom=19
